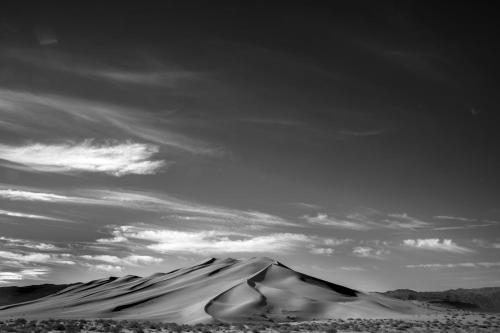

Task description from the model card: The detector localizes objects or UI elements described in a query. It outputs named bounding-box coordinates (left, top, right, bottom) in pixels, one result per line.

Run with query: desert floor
left=1, top=310, right=499, bottom=332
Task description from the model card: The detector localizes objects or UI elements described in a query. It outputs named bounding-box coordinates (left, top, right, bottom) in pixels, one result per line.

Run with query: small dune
left=0, top=257, right=435, bottom=323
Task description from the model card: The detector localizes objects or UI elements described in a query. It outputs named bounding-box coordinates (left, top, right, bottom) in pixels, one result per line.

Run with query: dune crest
left=0, top=257, right=433, bottom=323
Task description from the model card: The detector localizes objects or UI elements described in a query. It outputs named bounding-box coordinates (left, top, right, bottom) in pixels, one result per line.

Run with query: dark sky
left=0, top=1, right=499, bottom=291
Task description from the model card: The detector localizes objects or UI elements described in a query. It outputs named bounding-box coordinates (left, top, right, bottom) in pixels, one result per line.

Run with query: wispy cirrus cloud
left=352, top=246, right=389, bottom=260
left=0, top=251, right=75, bottom=265
left=0, top=237, right=59, bottom=251
left=302, top=211, right=429, bottom=231
left=403, top=239, right=473, bottom=253
left=302, top=213, right=370, bottom=230
left=407, top=262, right=500, bottom=269
left=0, top=268, right=50, bottom=284
left=340, top=266, right=365, bottom=271
left=3, top=48, right=201, bottom=87
left=434, top=215, right=478, bottom=222
left=80, top=254, right=162, bottom=266
left=81, top=263, right=123, bottom=273
left=471, top=239, right=500, bottom=249
left=0, top=188, right=80, bottom=202
left=0, top=140, right=165, bottom=176
left=323, top=238, right=353, bottom=246
left=309, top=247, right=335, bottom=255
left=433, top=223, right=497, bottom=231
left=0, top=185, right=295, bottom=227
left=106, top=225, right=311, bottom=254
left=0, top=209, right=65, bottom=222
left=384, top=213, right=429, bottom=230
left=0, top=89, right=218, bottom=156
left=432, top=216, right=498, bottom=230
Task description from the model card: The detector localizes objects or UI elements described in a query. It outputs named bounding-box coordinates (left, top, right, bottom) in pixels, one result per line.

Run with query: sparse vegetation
left=0, top=312, right=498, bottom=332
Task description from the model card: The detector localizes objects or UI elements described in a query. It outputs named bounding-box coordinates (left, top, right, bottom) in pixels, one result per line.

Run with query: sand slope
left=0, top=257, right=433, bottom=323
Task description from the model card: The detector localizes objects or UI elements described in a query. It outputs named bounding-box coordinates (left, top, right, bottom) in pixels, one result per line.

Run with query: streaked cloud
left=471, top=239, right=500, bottom=249
left=0, top=89, right=218, bottom=155
left=384, top=213, right=429, bottom=230
left=302, top=213, right=370, bottom=230
left=34, top=28, right=58, bottom=46
left=96, top=236, right=127, bottom=244
left=434, top=215, right=477, bottom=222
left=433, top=223, right=496, bottom=231
left=323, top=238, right=353, bottom=246
left=110, top=225, right=311, bottom=254
left=80, top=254, right=162, bottom=266
left=0, top=237, right=59, bottom=251
left=303, top=211, right=429, bottom=231
left=81, top=263, right=123, bottom=273
left=352, top=246, right=389, bottom=260
left=3, top=48, right=200, bottom=87
left=0, top=268, right=50, bottom=284
left=0, top=188, right=81, bottom=202
left=407, top=262, right=500, bottom=269
left=0, top=251, right=75, bottom=265
left=0, top=185, right=294, bottom=227
left=0, top=209, right=64, bottom=222
left=432, top=216, right=498, bottom=230
left=340, top=266, right=365, bottom=271
left=403, top=239, right=473, bottom=253
left=292, top=202, right=323, bottom=210
left=309, top=247, right=334, bottom=255
left=0, top=140, right=165, bottom=176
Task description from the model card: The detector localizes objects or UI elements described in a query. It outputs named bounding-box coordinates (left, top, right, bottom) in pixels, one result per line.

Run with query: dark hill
left=0, top=283, right=75, bottom=306
left=382, top=287, right=500, bottom=312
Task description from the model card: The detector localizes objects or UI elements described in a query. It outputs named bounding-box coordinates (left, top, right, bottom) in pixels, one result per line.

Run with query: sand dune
left=0, top=257, right=434, bottom=323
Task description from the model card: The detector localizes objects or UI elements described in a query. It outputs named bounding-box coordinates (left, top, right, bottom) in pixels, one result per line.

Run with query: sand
left=0, top=257, right=436, bottom=323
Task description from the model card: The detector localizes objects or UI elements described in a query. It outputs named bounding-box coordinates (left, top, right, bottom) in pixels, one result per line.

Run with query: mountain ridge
left=382, top=287, right=500, bottom=312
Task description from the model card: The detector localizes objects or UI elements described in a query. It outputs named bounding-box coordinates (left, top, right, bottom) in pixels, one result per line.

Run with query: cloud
left=302, top=211, right=429, bottom=231
left=0, top=185, right=294, bottom=227
left=3, top=48, right=200, bottom=87
left=292, top=202, right=323, bottom=210
left=90, top=70, right=199, bottom=87
left=431, top=216, right=498, bottom=230
left=303, top=213, right=370, bottom=230
left=471, top=239, right=500, bottom=249
left=96, top=236, right=127, bottom=244
left=112, top=225, right=311, bottom=254
left=340, top=266, right=365, bottom=271
left=0, top=89, right=218, bottom=155
left=34, top=27, right=58, bottom=46
left=323, top=238, right=353, bottom=246
left=384, top=213, right=430, bottom=230
left=403, top=239, right=473, bottom=253
left=0, top=140, right=165, bottom=176
left=433, top=223, right=496, bottom=231
left=80, top=254, right=162, bottom=266
left=352, top=246, right=389, bottom=260
left=82, top=263, right=123, bottom=273
left=407, top=262, right=500, bottom=269
left=0, top=188, right=81, bottom=202
left=0, top=268, right=50, bottom=283
left=309, top=247, right=334, bottom=255
left=0, top=251, right=75, bottom=265
left=0, top=237, right=59, bottom=251
left=0, top=209, right=65, bottom=221
left=434, top=215, right=477, bottom=222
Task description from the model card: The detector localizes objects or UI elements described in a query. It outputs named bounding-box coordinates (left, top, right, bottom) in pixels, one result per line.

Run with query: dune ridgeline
left=0, top=257, right=433, bottom=323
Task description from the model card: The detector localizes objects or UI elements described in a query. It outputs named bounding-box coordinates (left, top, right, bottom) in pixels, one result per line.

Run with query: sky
left=0, top=2, right=499, bottom=291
